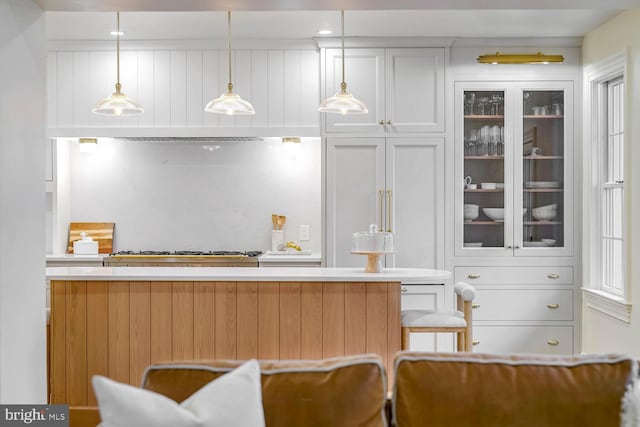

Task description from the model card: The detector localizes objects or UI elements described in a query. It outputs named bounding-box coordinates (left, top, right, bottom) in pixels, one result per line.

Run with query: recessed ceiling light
left=317, top=29, right=332, bottom=35
left=110, top=31, right=124, bottom=36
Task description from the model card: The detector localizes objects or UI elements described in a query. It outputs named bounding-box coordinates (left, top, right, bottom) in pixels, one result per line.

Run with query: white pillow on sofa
left=92, top=359, right=265, bottom=427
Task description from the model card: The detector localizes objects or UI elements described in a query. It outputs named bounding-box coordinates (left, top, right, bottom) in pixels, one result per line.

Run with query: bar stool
left=401, top=282, right=476, bottom=351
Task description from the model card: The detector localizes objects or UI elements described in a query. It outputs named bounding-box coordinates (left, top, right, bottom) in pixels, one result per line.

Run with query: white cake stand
left=350, top=251, right=395, bottom=273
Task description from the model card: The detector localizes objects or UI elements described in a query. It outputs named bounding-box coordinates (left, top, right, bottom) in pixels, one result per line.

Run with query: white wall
left=0, top=0, right=47, bottom=403
left=581, top=10, right=640, bottom=357
left=64, top=137, right=321, bottom=252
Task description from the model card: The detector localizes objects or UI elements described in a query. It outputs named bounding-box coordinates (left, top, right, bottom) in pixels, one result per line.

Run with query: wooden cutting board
left=66, top=222, right=115, bottom=254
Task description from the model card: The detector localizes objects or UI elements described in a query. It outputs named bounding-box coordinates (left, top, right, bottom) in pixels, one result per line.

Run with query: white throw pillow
left=92, top=359, right=265, bottom=427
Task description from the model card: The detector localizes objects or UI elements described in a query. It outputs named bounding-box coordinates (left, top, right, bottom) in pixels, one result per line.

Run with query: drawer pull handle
left=547, top=339, right=560, bottom=346
left=467, top=273, right=480, bottom=279
left=472, top=339, right=480, bottom=346
left=472, top=303, right=480, bottom=309
left=547, top=273, right=560, bottom=279
left=401, top=286, right=408, bottom=293
left=547, top=303, right=560, bottom=309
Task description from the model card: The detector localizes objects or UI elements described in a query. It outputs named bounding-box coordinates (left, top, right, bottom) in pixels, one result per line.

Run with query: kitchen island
left=47, top=266, right=450, bottom=405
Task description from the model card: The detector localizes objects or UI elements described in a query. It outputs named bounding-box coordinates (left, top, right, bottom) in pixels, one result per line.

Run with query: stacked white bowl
left=532, top=204, right=557, bottom=220
left=464, top=204, right=479, bottom=220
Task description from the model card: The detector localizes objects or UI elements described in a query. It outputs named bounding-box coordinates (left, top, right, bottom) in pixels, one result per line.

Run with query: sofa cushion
left=143, top=354, right=387, bottom=427
left=92, top=359, right=264, bottom=427
left=393, top=352, right=636, bottom=427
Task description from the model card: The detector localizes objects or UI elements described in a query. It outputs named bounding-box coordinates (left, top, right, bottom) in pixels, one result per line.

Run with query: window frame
left=583, top=50, right=631, bottom=323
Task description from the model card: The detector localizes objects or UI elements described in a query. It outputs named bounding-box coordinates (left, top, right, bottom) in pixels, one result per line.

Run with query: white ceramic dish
left=482, top=208, right=504, bottom=221
left=464, top=204, right=479, bottom=220
left=480, top=182, right=497, bottom=190
left=526, top=181, right=561, bottom=188
left=523, top=239, right=556, bottom=247
left=464, top=242, right=483, bottom=247
left=532, top=204, right=557, bottom=221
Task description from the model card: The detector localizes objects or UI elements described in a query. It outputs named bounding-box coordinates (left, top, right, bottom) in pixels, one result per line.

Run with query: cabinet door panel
left=326, top=138, right=385, bottom=267
left=386, top=138, right=444, bottom=268
left=386, top=48, right=445, bottom=133
left=324, top=49, right=385, bottom=134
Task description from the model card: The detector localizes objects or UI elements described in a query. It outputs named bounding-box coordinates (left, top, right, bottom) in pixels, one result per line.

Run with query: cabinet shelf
left=464, top=221, right=503, bottom=225
left=524, top=221, right=562, bottom=226
left=464, top=115, right=504, bottom=119
left=524, top=189, right=563, bottom=193
left=523, top=115, right=564, bottom=119
left=464, top=156, right=505, bottom=160
left=523, top=156, right=564, bottom=160
left=465, top=189, right=503, bottom=193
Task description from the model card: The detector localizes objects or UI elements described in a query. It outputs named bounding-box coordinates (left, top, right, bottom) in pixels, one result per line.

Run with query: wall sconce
left=79, top=138, right=98, bottom=153
left=477, top=52, right=564, bottom=65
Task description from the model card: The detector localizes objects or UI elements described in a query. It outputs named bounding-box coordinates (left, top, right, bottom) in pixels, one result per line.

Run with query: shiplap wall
left=47, top=48, right=320, bottom=131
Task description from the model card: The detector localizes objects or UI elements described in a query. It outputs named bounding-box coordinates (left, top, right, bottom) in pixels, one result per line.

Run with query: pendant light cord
left=227, top=10, right=233, bottom=92
left=340, top=10, right=346, bottom=90
left=116, top=11, right=121, bottom=91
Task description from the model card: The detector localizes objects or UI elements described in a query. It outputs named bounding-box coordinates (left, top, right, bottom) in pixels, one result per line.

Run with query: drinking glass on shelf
left=476, top=97, right=489, bottom=115
left=466, top=128, right=478, bottom=155
left=497, top=126, right=504, bottom=156
left=491, top=94, right=503, bottom=115
left=478, top=125, right=490, bottom=156
left=464, top=93, right=476, bottom=115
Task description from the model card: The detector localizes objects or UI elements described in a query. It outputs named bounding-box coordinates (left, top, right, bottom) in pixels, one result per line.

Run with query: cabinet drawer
left=472, top=326, right=573, bottom=355
left=473, top=289, right=573, bottom=321
left=400, top=284, right=445, bottom=311
left=455, top=266, right=573, bottom=285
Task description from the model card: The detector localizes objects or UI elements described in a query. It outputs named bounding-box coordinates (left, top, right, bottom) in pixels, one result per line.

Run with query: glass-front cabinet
left=455, top=81, right=573, bottom=257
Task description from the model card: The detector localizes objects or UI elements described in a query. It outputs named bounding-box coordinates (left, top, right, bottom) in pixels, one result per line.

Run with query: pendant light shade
left=318, top=10, right=368, bottom=115
left=93, top=12, right=143, bottom=116
left=205, top=11, right=255, bottom=116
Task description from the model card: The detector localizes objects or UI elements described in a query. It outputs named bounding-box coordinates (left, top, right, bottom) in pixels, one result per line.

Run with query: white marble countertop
left=258, top=251, right=322, bottom=263
left=46, top=254, right=107, bottom=262
left=46, top=266, right=451, bottom=283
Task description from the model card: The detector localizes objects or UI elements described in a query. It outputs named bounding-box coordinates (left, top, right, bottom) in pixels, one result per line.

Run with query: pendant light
left=205, top=11, right=255, bottom=116
left=318, top=10, right=368, bottom=115
left=93, top=12, right=143, bottom=116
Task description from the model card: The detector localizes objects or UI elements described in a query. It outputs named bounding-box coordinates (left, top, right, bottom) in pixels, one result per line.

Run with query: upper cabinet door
left=324, top=49, right=386, bottom=134
left=385, top=48, right=445, bottom=133
left=513, top=82, right=574, bottom=257
left=323, top=48, right=446, bottom=135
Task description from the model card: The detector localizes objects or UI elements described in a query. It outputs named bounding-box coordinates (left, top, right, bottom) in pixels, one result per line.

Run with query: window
left=583, top=51, right=631, bottom=323
left=600, top=77, right=624, bottom=297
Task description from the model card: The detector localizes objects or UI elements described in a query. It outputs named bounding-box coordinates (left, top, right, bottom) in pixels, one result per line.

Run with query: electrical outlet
left=299, top=225, right=310, bottom=241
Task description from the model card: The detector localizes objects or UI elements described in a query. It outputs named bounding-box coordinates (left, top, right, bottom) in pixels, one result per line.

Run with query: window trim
left=583, top=50, right=630, bottom=322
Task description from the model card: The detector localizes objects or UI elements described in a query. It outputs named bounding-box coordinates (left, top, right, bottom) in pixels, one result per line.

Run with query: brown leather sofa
left=70, top=352, right=638, bottom=427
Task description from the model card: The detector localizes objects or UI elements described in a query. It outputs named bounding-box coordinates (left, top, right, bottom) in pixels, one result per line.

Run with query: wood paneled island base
left=50, top=280, right=400, bottom=405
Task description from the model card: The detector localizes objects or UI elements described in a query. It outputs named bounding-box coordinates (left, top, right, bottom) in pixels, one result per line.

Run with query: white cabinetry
left=323, top=48, right=445, bottom=134
left=455, top=81, right=574, bottom=257
left=452, top=77, right=578, bottom=355
left=455, top=266, right=575, bottom=355
left=326, top=137, right=444, bottom=268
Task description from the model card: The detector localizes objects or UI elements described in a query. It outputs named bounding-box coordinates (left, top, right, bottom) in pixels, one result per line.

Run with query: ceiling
left=39, top=0, right=638, bottom=41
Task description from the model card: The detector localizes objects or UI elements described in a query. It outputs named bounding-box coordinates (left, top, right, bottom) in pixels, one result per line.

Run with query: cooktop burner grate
left=110, top=250, right=262, bottom=257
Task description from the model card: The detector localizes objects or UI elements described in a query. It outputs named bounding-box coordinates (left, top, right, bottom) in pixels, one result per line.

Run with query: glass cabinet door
left=462, top=89, right=507, bottom=249
left=516, top=86, right=572, bottom=255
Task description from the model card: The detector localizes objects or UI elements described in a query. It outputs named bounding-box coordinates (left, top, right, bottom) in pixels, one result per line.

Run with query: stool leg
left=456, top=332, right=465, bottom=352
left=401, top=327, right=411, bottom=350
